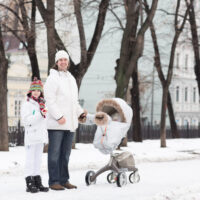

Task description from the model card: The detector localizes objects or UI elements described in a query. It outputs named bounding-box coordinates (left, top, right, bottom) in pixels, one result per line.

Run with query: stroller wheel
left=129, top=170, right=140, bottom=183
left=85, top=171, right=96, bottom=186
left=116, top=172, right=127, bottom=187
left=107, top=172, right=117, bottom=184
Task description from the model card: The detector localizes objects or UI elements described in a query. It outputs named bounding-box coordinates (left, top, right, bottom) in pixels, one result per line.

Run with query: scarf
left=29, top=96, right=46, bottom=118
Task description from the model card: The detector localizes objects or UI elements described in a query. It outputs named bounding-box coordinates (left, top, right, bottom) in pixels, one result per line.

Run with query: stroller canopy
left=96, top=98, right=133, bottom=124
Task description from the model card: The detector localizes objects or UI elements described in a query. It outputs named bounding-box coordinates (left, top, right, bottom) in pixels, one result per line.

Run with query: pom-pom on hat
left=28, top=77, right=43, bottom=94
left=55, top=50, right=69, bottom=62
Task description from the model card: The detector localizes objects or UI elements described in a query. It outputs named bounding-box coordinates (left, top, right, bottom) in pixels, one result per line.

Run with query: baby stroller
left=81, top=98, right=140, bottom=187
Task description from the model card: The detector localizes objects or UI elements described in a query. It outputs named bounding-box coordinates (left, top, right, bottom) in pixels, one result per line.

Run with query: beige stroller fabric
left=114, top=151, right=135, bottom=169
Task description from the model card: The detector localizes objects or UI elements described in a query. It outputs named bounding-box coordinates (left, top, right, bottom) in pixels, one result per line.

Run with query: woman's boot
left=34, top=175, right=49, bottom=192
left=25, top=176, right=38, bottom=193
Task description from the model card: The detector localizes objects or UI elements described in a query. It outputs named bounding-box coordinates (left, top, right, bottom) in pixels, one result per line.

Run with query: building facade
left=170, top=43, right=200, bottom=126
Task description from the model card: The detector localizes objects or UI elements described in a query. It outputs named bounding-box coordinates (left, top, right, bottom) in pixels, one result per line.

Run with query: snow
left=0, top=138, right=200, bottom=200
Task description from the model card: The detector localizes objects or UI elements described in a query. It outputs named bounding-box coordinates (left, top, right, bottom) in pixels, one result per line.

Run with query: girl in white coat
left=21, top=78, right=49, bottom=193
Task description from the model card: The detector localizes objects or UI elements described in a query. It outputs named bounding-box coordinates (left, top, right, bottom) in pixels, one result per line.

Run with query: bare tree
left=144, top=0, right=179, bottom=138
left=36, top=0, right=110, bottom=88
left=0, top=23, right=9, bottom=151
left=114, top=0, right=158, bottom=142
left=115, top=0, right=158, bottom=98
left=19, top=0, right=40, bottom=80
left=131, top=60, right=142, bottom=141
left=0, top=0, right=40, bottom=80
left=47, top=0, right=56, bottom=70
left=156, top=0, right=189, bottom=147
left=186, top=0, right=200, bottom=96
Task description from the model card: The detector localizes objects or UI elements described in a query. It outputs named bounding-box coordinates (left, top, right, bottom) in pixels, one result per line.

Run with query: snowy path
left=1, top=159, right=200, bottom=200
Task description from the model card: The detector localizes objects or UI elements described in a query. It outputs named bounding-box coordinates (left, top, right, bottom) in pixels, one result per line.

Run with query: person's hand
left=57, top=117, right=66, bottom=125
left=78, top=112, right=87, bottom=123
left=79, top=113, right=86, bottom=119
left=80, top=109, right=87, bottom=119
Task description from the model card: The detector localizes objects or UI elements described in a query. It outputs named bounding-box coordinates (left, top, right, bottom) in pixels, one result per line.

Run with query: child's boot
left=34, top=175, right=49, bottom=192
left=25, top=176, right=38, bottom=193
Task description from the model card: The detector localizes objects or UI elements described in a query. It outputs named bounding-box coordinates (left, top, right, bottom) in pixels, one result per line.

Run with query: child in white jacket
left=21, top=78, right=48, bottom=193
left=79, top=98, right=133, bottom=155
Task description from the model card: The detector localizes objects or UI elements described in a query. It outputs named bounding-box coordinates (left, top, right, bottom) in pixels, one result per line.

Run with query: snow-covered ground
left=0, top=138, right=200, bottom=200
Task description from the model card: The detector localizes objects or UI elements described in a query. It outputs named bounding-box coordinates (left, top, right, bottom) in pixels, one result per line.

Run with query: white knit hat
left=55, top=50, right=69, bottom=62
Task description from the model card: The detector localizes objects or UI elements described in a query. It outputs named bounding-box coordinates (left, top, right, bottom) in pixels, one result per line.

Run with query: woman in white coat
left=21, top=78, right=48, bottom=193
left=44, top=50, right=86, bottom=190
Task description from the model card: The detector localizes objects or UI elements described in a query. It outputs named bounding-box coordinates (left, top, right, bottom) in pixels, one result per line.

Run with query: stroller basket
left=85, top=151, right=140, bottom=187
left=115, top=152, right=135, bottom=169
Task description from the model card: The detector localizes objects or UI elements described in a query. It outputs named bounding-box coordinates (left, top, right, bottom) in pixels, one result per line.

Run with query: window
left=192, top=118, right=198, bottom=126
left=176, top=86, right=179, bottom=102
left=176, top=53, right=180, bottom=68
left=193, top=87, right=196, bottom=103
left=184, top=119, right=189, bottom=127
left=185, top=87, right=188, bottom=102
left=176, top=118, right=182, bottom=126
left=15, top=100, right=21, bottom=117
left=185, top=54, right=188, bottom=70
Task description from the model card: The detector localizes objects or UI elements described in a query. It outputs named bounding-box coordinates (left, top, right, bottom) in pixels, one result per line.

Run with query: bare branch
left=0, top=3, right=23, bottom=25
left=18, top=0, right=30, bottom=32
left=87, top=0, right=110, bottom=66
left=167, top=1, right=190, bottom=86
left=108, top=6, right=124, bottom=30
left=174, top=0, right=181, bottom=29
left=30, top=0, right=36, bottom=36
left=35, top=0, right=67, bottom=52
left=1, top=23, right=27, bottom=49
left=137, top=0, right=158, bottom=36
left=157, top=8, right=189, bottom=19
left=126, top=0, right=158, bottom=77
left=73, top=0, right=87, bottom=65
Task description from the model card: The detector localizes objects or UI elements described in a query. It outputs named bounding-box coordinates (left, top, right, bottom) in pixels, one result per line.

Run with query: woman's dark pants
left=48, top=130, right=74, bottom=186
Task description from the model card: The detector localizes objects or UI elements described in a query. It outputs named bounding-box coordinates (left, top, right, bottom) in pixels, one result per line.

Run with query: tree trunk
left=167, top=92, right=179, bottom=138
left=19, top=0, right=41, bottom=80
left=145, top=2, right=180, bottom=139
left=28, top=0, right=40, bottom=80
left=145, top=0, right=189, bottom=146
left=0, top=25, right=9, bottom=151
left=115, top=0, right=158, bottom=145
left=160, top=86, right=168, bottom=147
left=0, top=64, right=9, bottom=151
left=187, top=0, right=200, bottom=96
left=131, top=64, right=142, bottom=142
left=115, top=70, right=130, bottom=99
left=115, top=0, right=158, bottom=98
left=149, top=21, right=179, bottom=138
left=27, top=46, right=40, bottom=80
left=46, top=0, right=56, bottom=71
left=115, top=0, right=139, bottom=99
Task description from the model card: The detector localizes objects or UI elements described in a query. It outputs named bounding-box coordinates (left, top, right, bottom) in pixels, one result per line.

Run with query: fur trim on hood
left=96, top=99, right=126, bottom=122
left=94, top=112, right=109, bottom=126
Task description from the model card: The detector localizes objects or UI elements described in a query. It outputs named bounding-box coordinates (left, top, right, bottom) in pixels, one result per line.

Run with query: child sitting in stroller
left=79, top=98, right=140, bottom=187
